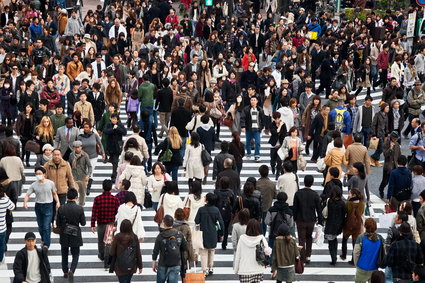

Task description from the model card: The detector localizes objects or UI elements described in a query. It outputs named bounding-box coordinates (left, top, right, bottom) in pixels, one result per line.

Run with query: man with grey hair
left=68, top=140, right=92, bottom=205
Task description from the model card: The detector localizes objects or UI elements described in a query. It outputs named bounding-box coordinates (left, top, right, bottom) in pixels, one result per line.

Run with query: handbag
left=316, top=158, right=326, bottom=172
left=184, top=261, right=205, bottom=283
left=395, top=187, right=412, bottom=201
left=159, top=140, right=173, bottom=163
left=277, top=146, right=288, bottom=160
left=144, top=189, right=153, bottom=208
left=223, top=113, right=233, bottom=128
left=210, top=106, right=224, bottom=119
left=368, top=137, right=379, bottom=150
left=96, top=143, right=102, bottom=155
left=295, top=257, right=304, bottom=274
left=343, top=134, right=353, bottom=148
left=25, top=140, right=40, bottom=154
left=63, top=224, right=79, bottom=237
left=322, top=199, right=329, bottom=219
left=183, top=198, right=191, bottom=220
left=376, top=239, right=386, bottom=268
left=297, top=154, right=307, bottom=171
left=103, top=223, right=115, bottom=244
left=192, top=225, right=204, bottom=250
left=153, top=194, right=165, bottom=224
left=201, top=145, right=212, bottom=167
left=255, top=238, right=269, bottom=266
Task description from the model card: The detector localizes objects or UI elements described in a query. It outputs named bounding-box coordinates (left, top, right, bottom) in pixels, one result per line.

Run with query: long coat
left=183, top=144, right=204, bottom=179
left=324, top=147, right=348, bottom=183
left=324, top=199, right=346, bottom=236
left=56, top=201, right=86, bottom=247
left=195, top=204, right=224, bottom=249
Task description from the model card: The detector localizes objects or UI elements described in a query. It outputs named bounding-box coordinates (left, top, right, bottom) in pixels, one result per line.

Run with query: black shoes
left=86, top=178, right=93, bottom=196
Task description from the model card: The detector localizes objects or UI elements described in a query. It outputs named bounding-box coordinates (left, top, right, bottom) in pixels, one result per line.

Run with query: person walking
left=256, top=165, right=276, bottom=235
left=103, top=113, right=127, bottom=182
left=13, top=232, right=52, bottom=283
left=309, top=105, right=331, bottom=162
left=387, top=155, right=412, bottom=210
left=54, top=118, right=80, bottom=161
left=281, top=127, right=304, bottom=172
left=146, top=162, right=172, bottom=211
left=109, top=219, right=143, bottom=283
left=117, top=156, right=147, bottom=206
left=157, top=181, right=184, bottom=224
left=370, top=103, right=390, bottom=166
left=234, top=219, right=271, bottom=282
left=241, top=95, right=265, bottom=162
left=214, top=176, right=236, bottom=250
left=265, top=192, right=294, bottom=249
left=90, top=179, right=120, bottom=268
left=183, top=180, right=206, bottom=227
left=23, top=167, right=60, bottom=248
left=277, top=162, right=299, bottom=211
left=152, top=215, right=188, bottom=283
left=0, top=183, right=15, bottom=265
left=115, top=192, right=145, bottom=242
left=378, top=131, right=401, bottom=199
left=68, top=141, right=92, bottom=206
left=154, top=127, right=182, bottom=181
left=269, top=112, right=287, bottom=179
left=195, top=193, right=224, bottom=277
left=353, top=218, right=385, bottom=283
left=183, top=132, right=205, bottom=185
left=56, top=188, right=86, bottom=281
left=293, top=175, right=323, bottom=263
left=345, top=133, right=371, bottom=180
left=271, top=223, right=300, bottom=283
left=324, top=189, right=345, bottom=265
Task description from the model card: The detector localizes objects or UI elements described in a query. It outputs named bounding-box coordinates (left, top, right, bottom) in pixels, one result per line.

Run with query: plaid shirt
left=115, top=191, right=129, bottom=205
left=386, top=238, right=423, bottom=280
left=91, top=191, right=119, bottom=227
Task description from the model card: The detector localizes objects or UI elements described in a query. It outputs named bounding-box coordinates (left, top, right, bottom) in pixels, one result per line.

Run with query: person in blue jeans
left=152, top=215, right=188, bottom=283
left=240, top=94, right=265, bottom=162
left=23, top=166, right=60, bottom=248
left=0, top=184, right=15, bottom=264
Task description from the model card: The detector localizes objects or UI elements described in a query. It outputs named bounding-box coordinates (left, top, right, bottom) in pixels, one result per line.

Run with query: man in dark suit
left=87, top=83, right=105, bottom=129
left=6, top=64, right=23, bottom=95
left=249, top=26, right=265, bottom=58
left=309, top=105, right=331, bottom=162
left=170, top=98, right=192, bottom=158
left=0, top=6, right=13, bottom=27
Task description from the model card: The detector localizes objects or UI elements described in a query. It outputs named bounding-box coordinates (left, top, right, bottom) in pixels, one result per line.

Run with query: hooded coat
left=118, top=164, right=147, bottom=204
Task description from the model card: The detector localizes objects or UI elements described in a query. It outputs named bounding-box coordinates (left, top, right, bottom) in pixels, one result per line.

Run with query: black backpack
left=116, top=237, right=137, bottom=272
left=217, top=191, right=233, bottom=220
left=270, top=210, right=289, bottom=237
left=162, top=234, right=181, bottom=267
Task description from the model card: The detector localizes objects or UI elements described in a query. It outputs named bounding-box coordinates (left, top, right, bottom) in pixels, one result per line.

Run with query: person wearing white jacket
left=277, top=162, right=299, bottom=207
left=117, top=156, right=147, bottom=205
left=234, top=219, right=271, bottom=282
left=390, top=57, right=405, bottom=84
left=183, top=180, right=206, bottom=227
left=158, top=181, right=184, bottom=220
left=115, top=192, right=145, bottom=241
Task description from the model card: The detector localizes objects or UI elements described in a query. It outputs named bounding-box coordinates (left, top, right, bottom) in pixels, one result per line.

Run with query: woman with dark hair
left=183, top=132, right=205, bottom=185
left=78, top=121, right=105, bottom=180
left=324, top=188, right=345, bottom=265
left=115, top=192, right=145, bottom=242
left=15, top=103, right=36, bottom=167
left=301, top=95, right=321, bottom=155
left=347, top=162, right=370, bottom=202
left=271, top=223, right=299, bottom=283
left=147, top=162, right=171, bottom=211
left=158, top=181, right=183, bottom=221
left=184, top=180, right=206, bottom=226
left=118, top=156, right=147, bottom=206
left=226, top=93, right=245, bottom=134
left=324, top=137, right=348, bottom=183
left=109, top=219, right=143, bottom=282
left=269, top=112, right=287, bottom=178
left=173, top=208, right=194, bottom=280
left=355, top=56, right=372, bottom=96
left=281, top=126, right=304, bottom=173
left=0, top=79, right=17, bottom=126
left=341, top=188, right=365, bottom=264
left=214, top=176, right=236, bottom=250
left=234, top=219, right=270, bottom=282
left=119, top=137, right=143, bottom=165
left=353, top=218, right=384, bottom=283
left=370, top=102, right=389, bottom=166
left=231, top=208, right=250, bottom=251
left=233, top=182, right=262, bottom=221
left=195, top=192, right=224, bottom=277
left=229, top=131, right=245, bottom=174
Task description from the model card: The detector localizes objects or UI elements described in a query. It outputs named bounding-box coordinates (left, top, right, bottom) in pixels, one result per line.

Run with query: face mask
left=36, top=175, right=44, bottom=181
left=4, top=84, right=9, bottom=88
left=237, top=97, right=242, bottom=103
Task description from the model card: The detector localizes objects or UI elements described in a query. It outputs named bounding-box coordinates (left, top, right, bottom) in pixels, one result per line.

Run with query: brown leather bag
left=154, top=194, right=165, bottom=224
left=183, top=198, right=191, bottom=220
left=25, top=140, right=40, bottom=154
left=295, top=258, right=304, bottom=274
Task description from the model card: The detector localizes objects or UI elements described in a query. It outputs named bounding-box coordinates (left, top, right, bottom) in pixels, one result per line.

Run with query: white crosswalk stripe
left=0, top=88, right=388, bottom=283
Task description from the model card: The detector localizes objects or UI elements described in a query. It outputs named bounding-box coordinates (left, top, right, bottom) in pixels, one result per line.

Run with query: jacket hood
left=200, top=124, right=212, bottom=131
left=126, top=164, right=145, bottom=176
left=164, top=193, right=182, bottom=207
left=239, top=234, right=264, bottom=248
left=119, top=204, right=140, bottom=219
left=271, top=201, right=293, bottom=216
left=80, top=131, right=94, bottom=138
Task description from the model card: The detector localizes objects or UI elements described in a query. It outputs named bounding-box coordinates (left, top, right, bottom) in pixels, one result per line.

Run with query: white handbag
left=277, top=147, right=288, bottom=160
left=316, top=158, right=326, bottom=172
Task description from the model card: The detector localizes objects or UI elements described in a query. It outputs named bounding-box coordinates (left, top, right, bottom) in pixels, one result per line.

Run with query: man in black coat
left=103, top=113, right=127, bottom=182
left=170, top=98, right=192, bottom=157
left=155, top=78, right=174, bottom=139
left=241, top=95, right=265, bottom=162
left=316, top=56, right=336, bottom=99
left=216, top=158, right=241, bottom=196
left=56, top=188, right=86, bottom=280
left=213, top=141, right=236, bottom=180
left=309, top=105, right=330, bottom=162
left=240, top=63, right=259, bottom=91
left=87, top=83, right=105, bottom=129
left=13, top=232, right=51, bottom=283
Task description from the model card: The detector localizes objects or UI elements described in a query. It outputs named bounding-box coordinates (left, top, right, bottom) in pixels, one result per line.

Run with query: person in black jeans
left=308, top=105, right=330, bottom=162
left=103, top=113, right=127, bottom=182
left=56, top=188, right=86, bottom=281
left=213, top=177, right=235, bottom=250
left=269, top=112, right=287, bottom=179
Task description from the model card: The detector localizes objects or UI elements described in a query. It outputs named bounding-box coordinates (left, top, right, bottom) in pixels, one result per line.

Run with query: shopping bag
left=297, top=155, right=307, bottom=171
left=192, top=226, right=204, bottom=250
left=316, top=158, right=326, bottom=172
left=369, top=137, right=379, bottom=149
left=277, top=147, right=288, bottom=160
left=379, top=212, right=396, bottom=229
left=185, top=261, right=205, bottom=283
left=313, top=225, right=324, bottom=246
left=103, top=224, right=115, bottom=244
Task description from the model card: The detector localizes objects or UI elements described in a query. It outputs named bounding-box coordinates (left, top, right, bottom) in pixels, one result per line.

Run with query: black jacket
left=268, top=121, right=287, bottom=146
left=56, top=201, right=86, bottom=248
left=103, top=122, right=127, bottom=154
left=233, top=195, right=262, bottom=221
left=196, top=126, right=215, bottom=153
left=324, top=198, right=345, bottom=235
left=195, top=204, right=224, bottom=249
left=13, top=246, right=51, bottom=283
left=213, top=188, right=236, bottom=221
left=212, top=151, right=236, bottom=180
left=216, top=168, right=241, bottom=196
left=309, top=113, right=327, bottom=142
left=240, top=105, right=265, bottom=131
left=154, top=137, right=182, bottom=167
left=293, top=188, right=324, bottom=225
left=18, top=91, right=39, bottom=112
left=66, top=90, right=81, bottom=116
left=152, top=228, right=188, bottom=267
left=155, top=87, right=173, bottom=112
left=88, top=91, right=105, bottom=122
left=221, top=79, right=241, bottom=104
left=387, top=108, right=404, bottom=133
left=170, top=106, right=192, bottom=138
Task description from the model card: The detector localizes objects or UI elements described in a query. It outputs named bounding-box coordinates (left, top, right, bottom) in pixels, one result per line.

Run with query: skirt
left=277, top=266, right=295, bottom=282
left=239, top=273, right=264, bottom=283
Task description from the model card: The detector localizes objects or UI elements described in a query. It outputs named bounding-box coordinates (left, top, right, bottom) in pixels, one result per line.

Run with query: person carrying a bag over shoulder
left=56, top=188, right=86, bottom=281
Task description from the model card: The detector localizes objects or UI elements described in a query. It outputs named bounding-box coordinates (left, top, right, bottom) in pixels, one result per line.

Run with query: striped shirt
left=0, top=197, right=15, bottom=233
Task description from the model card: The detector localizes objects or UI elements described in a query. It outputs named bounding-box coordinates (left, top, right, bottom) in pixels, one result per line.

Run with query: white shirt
left=26, top=249, right=41, bottom=283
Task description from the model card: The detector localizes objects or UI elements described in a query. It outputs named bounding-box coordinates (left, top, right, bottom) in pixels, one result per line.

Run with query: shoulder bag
left=159, top=139, right=173, bottom=163
left=183, top=198, right=191, bottom=220
left=154, top=194, right=165, bottom=224
left=24, top=140, right=40, bottom=154
left=201, top=145, right=212, bottom=167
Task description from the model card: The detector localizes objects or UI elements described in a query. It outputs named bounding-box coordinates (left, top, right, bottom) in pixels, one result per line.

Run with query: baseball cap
left=25, top=232, right=36, bottom=240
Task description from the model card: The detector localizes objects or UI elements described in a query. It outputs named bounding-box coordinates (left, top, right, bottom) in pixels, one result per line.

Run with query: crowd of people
left=1, top=0, right=425, bottom=282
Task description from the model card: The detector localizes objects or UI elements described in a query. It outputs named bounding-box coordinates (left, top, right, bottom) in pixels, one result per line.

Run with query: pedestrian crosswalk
left=0, top=88, right=389, bottom=283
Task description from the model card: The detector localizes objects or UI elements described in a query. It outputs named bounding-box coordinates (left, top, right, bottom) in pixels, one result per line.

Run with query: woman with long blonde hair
left=105, top=79, right=123, bottom=106
left=34, top=116, right=54, bottom=157
left=154, top=126, right=183, bottom=181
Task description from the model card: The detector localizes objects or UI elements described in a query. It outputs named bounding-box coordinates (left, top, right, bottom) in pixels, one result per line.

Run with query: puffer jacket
left=115, top=204, right=145, bottom=240
left=118, top=164, right=147, bottom=204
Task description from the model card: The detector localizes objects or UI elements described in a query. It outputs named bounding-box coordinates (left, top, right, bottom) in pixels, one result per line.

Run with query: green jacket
left=68, top=151, right=92, bottom=181
left=138, top=82, right=155, bottom=107
left=50, top=113, right=67, bottom=135
left=271, top=236, right=299, bottom=271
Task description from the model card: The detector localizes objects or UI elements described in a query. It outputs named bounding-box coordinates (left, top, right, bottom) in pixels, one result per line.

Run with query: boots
left=340, top=237, right=347, bottom=260
left=328, top=239, right=338, bottom=265
left=86, top=178, right=93, bottom=196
